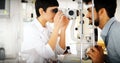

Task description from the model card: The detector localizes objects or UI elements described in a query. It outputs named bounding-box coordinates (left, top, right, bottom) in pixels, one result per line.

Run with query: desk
left=58, top=54, right=92, bottom=63
left=0, top=57, right=26, bottom=63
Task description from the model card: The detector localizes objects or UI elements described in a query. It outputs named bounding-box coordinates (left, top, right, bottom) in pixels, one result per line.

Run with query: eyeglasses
left=52, top=8, right=58, bottom=13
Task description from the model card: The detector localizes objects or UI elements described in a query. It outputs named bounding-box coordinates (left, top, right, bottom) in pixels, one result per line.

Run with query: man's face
left=86, top=3, right=99, bottom=26
left=43, top=6, right=58, bottom=23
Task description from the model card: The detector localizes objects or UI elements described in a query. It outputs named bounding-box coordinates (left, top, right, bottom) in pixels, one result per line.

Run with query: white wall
left=0, top=0, right=22, bottom=59
left=115, top=0, right=120, bottom=21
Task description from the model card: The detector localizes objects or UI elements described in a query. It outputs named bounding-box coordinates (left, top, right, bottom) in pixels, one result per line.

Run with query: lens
left=69, top=10, right=74, bottom=16
left=52, top=8, right=58, bottom=13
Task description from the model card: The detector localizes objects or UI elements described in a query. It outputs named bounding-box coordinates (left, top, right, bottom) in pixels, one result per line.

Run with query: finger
left=87, top=49, right=99, bottom=60
left=87, top=51, right=96, bottom=61
left=61, top=15, right=69, bottom=22
left=87, top=47, right=100, bottom=58
left=92, top=47, right=99, bottom=53
left=95, top=45, right=102, bottom=49
left=60, top=16, right=69, bottom=27
left=57, top=11, right=64, bottom=17
left=56, top=10, right=62, bottom=16
left=62, top=15, right=69, bottom=21
left=87, top=53, right=94, bottom=59
left=54, top=11, right=63, bottom=22
left=95, top=45, right=103, bottom=52
left=87, top=49, right=95, bottom=56
left=98, top=45, right=103, bottom=50
left=57, top=13, right=65, bottom=23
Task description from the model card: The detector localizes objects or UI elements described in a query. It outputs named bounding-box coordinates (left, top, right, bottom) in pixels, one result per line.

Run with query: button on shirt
left=21, top=18, right=65, bottom=63
left=101, top=17, right=120, bottom=63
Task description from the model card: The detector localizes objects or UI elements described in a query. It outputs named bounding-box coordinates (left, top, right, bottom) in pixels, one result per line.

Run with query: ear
left=98, top=8, right=107, bottom=17
left=98, top=8, right=105, bottom=15
left=39, top=8, right=44, bottom=15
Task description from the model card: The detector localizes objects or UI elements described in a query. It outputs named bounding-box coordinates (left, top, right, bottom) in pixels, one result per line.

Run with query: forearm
left=48, top=26, right=60, bottom=51
left=59, top=29, right=66, bottom=50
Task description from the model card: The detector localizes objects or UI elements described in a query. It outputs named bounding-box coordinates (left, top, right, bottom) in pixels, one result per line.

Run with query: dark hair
left=35, top=0, right=59, bottom=17
left=83, top=0, right=117, bottom=18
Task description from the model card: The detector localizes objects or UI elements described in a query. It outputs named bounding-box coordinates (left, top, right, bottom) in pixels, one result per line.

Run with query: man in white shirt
left=21, top=0, right=69, bottom=63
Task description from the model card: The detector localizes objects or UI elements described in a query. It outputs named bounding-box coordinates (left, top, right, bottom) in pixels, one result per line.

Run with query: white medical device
left=62, top=0, right=96, bottom=63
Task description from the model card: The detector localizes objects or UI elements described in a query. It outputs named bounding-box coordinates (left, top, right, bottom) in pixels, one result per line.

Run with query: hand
left=60, top=15, right=69, bottom=30
left=54, top=11, right=69, bottom=30
left=54, top=11, right=63, bottom=28
left=87, top=45, right=104, bottom=63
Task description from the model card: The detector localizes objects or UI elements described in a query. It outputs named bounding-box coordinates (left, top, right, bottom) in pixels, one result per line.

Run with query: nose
left=86, top=12, right=91, bottom=19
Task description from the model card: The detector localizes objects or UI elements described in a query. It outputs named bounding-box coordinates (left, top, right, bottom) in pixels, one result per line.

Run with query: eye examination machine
left=57, top=0, right=97, bottom=63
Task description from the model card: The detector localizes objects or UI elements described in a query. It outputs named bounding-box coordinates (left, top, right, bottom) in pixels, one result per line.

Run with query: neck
left=99, top=16, right=110, bottom=29
left=37, top=16, right=47, bottom=27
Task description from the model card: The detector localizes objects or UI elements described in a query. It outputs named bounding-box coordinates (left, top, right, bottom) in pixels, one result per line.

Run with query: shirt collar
left=33, top=18, right=48, bottom=32
left=101, top=17, right=116, bottom=41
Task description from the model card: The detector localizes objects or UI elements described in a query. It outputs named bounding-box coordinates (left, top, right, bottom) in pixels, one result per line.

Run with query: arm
left=48, top=25, right=60, bottom=51
left=59, top=29, right=66, bottom=50
left=58, top=15, right=69, bottom=52
left=54, top=29, right=66, bottom=54
left=48, top=11, right=69, bottom=51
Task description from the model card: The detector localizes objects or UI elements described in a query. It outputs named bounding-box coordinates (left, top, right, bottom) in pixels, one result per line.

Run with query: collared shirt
left=21, top=18, right=65, bottom=63
left=101, top=17, right=120, bottom=63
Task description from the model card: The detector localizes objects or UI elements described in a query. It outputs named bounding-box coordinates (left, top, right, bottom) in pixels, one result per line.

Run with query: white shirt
left=21, top=18, right=65, bottom=63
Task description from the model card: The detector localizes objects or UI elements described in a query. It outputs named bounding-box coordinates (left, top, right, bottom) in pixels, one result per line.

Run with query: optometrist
left=21, top=0, right=69, bottom=63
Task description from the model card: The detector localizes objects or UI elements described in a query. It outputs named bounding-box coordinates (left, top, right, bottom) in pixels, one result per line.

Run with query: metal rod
left=91, top=0, right=95, bottom=46
left=79, top=0, right=83, bottom=63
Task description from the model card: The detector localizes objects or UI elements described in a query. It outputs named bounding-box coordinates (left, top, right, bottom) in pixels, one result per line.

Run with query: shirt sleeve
left=21, top=24, right=55, bottom=59
left=55, top=37, right=65, bottom=55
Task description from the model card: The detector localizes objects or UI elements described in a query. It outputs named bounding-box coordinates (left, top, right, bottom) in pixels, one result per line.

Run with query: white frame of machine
left=69, top=0, right=95, bottom=63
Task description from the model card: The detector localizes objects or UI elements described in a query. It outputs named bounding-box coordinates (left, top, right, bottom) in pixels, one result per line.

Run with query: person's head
left=35, top=0, right=59, bottom=22
left=83, top=0, right=117, bottom=28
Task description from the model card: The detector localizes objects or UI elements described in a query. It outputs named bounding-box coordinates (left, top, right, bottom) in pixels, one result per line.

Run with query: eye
left=52, top=8, right=58, bottom=13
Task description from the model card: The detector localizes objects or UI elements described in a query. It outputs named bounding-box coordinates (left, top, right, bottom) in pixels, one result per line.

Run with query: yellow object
left=3, top=10, right=8, bottom=15
left=97, top=40, right=106, bottom=49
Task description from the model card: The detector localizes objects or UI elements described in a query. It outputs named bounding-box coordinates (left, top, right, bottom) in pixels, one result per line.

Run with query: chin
left=89, top=21, right=92, bottom=25
left=89, top=23, right=92, bottom=25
